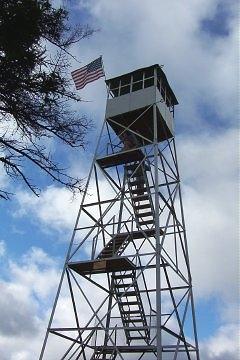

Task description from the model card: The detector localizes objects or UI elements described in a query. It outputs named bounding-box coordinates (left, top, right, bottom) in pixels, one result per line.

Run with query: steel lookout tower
left=40, top=64, right=200, bottom=360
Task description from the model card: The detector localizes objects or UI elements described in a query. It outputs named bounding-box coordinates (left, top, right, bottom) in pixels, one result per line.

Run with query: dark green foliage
left=0, top=0, right=93, bottom=199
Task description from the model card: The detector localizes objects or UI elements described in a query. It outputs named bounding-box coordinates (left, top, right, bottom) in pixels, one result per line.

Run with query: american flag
left=71, top=57, right=105, bottom=90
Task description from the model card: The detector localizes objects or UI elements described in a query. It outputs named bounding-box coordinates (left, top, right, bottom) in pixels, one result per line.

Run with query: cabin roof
left=105, top=64, right=178, bottom=105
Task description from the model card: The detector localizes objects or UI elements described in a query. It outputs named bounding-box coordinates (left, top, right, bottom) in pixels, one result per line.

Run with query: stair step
left=125, top=327, right=148, bottom=331
left=129, top=178, right=145, bottom=186
left=116, top=291, right=137, bottom=296
left=115, top=283, right=133, bottom=288
left=101, top=246, right=121, bottom=253
left=101, top=248, right=118, bottom=252
left=126, top=164, right=150, bottom=172
left=136, top=211, right=153, bottom=218
left=112, top=229, right=155, bottom=241
left=128, top=336, right=147, bottom=340
left=132, top=194, right=149, bottom=202
left=124, top=319, right=144, bottom=323
left=139, top=220, right=154, bottom=226
left=98, top=238, right=127, bottom=257
left=121, top=301, right=140, bottom=306
left=122, top=310, right=141, bottom=314
left=130, top=188, right=147, bottom=195
left=125, top=164, right=142, bottom=171
left=112, top=274, right=133, bottom=279
left=107, top=239, right=124, bottom=246
left=134, top=203, right=151, bottom=210
left=98, top=254, right=112, bottom=258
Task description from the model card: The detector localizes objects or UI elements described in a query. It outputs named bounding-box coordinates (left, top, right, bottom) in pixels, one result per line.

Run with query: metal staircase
left=112, top=271, right=150, bottom=345
left=95, top=156, right=153, bottom=350
left=125, top=161, right=155, bottom=229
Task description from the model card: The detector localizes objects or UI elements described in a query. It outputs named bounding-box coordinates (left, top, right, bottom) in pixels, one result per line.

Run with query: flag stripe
left=71, top=68, right=87, bottom=78
left=76, top=76, right=103, bottom=90
left=75, top=72, right=104, bottom=89
left=71, top=57, right=104, bottom=90
left=71, top=66, right=87, bottom=76
left=73, top=69, right=104, bottom=86
left=74, top=73, right=104, bottom=89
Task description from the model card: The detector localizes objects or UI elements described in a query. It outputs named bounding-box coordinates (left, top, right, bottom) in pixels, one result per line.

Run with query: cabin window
left=133, top=71, right=143, bottom=82
left=144, top=77, right=154, bottom=88
left=121, top=75, right=131, bottom=86
left=109, top=78, right=120, bottom=97
left=132, top=81, right=143, bottom=92
left=120, top=84, right=130, bottom=95
left=144, top=67, right=154, bottom=79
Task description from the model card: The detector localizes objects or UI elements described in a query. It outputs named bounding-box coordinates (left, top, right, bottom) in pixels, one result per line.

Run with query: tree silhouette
left=0, top=0, right=94, bottom=199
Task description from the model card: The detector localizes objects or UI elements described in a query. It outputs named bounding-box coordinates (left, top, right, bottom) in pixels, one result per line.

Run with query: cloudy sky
left=0, top=0, right=238, bottom=359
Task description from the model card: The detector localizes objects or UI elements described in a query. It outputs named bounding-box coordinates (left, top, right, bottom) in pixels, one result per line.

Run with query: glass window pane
left=144, top=68, right=154, bottom=78
left=144, top=78, right=154, bottom=88
left=110, top=79, right=120, bottom=90
left=111, top=88, right=119, bottom=97
left=132, top=81, right=143, bottom=92
left=121, top=75, right=131, bottom=86
left=120, top=85, right=130, bottom=95
left=133, top=71, right=143, bottom=82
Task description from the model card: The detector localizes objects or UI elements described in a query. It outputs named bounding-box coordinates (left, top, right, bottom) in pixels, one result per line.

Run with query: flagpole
left=100, top=55, right=109, bottom=97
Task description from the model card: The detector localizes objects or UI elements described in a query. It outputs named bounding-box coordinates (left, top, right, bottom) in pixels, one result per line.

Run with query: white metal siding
left=106, top=86, right=174, bottom=136
left=106, top=86, right=156, bottom=118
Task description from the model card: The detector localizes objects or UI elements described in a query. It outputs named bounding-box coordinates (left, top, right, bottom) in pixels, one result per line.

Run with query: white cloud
left=14, top=168, right=117, bottom=236
left=15, top=186, right=81, bottom=232
left=74, top=0, right=237, bottom=125
left=201, top=323, right=239, bottom=359
left=177, top=128, right=238, bottom=300
left=0, top=247, right=60, bottom=359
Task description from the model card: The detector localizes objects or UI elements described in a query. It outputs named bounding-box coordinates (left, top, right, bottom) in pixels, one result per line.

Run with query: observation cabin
left=105, top=64, right=178, bottom=144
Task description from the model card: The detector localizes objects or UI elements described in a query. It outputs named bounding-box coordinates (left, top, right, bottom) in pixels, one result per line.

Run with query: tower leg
left=154, top=103, right=162, bottom=360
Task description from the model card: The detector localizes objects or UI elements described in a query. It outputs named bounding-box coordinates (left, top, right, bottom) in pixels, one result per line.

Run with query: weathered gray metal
left=39, top=64, right=200, bottom=360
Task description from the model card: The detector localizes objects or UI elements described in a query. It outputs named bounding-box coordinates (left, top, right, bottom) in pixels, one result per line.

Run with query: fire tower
left=40, top=64, right=200, bottom=359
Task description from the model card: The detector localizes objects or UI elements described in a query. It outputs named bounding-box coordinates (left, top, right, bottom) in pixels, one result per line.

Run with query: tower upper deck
left=105, top=64, right=178, bottom=143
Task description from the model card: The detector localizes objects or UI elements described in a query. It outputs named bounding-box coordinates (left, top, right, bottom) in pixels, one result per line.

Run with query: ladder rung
left=128, top=336, right=147, bottom=340
left=125, top=327, right=147, bottom=331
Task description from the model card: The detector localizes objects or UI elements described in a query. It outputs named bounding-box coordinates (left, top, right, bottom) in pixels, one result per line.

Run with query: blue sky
left=0, top=0, right=238, bottom=359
